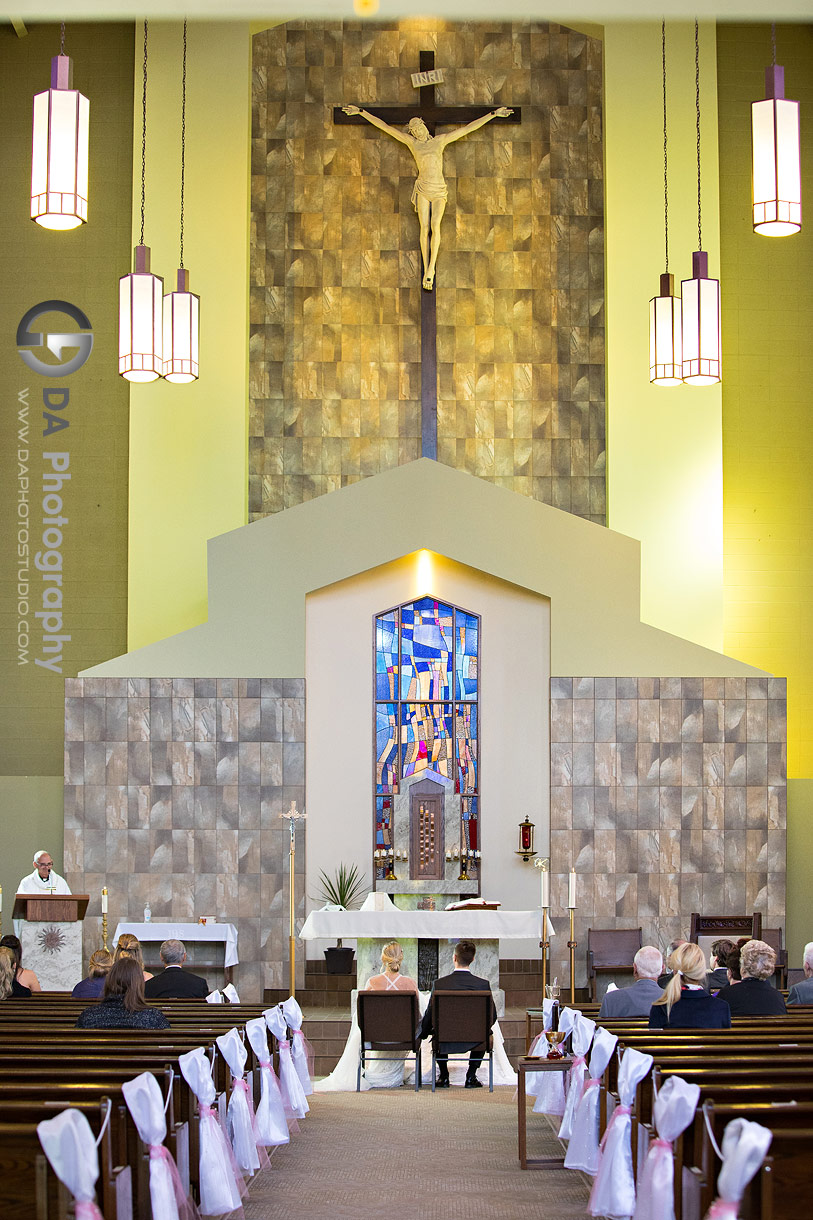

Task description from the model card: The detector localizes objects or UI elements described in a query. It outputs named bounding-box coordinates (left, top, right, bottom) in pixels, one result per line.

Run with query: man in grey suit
left=598, top=946, right=664, bottom=1019
left=787, top=942, right=813, bottom=1005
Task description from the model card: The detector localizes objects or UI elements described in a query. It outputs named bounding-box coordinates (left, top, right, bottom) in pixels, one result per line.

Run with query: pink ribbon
left=599, top=1103, right=631, bottom=1152
left=705, top=1202, right=739, bottom=1219
left=292, top=1028, right=315, bottom=1082
left=232, top=1078, right=271, bottom=1169
left=149, top=1143, right=201, bottom=1220
left=566, top=1054, right=587, bottom=1096
left=198, top=1103, right=248, bottom=1202
left=581, top=1076, right=601, bottom=1101
left=75, top=1202, right=105, bottom=1220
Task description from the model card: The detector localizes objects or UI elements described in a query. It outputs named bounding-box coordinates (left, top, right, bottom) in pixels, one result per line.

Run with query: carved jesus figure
left=342, top=105, right=514, bottom=291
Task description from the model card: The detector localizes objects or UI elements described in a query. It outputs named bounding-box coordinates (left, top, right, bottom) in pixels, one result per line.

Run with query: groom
left=420, top=940, right=497, bottom=1088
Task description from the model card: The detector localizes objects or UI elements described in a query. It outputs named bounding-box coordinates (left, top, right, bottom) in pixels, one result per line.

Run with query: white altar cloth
left=113, top=922, right=239, bottom=968
left=299, top=908, right=546, bottom=941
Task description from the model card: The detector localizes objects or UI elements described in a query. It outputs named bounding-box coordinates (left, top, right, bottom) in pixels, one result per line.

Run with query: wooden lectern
left=13, top=894, right=89, bottom=923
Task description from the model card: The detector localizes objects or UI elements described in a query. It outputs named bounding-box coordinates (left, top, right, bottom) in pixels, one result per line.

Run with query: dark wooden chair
left=356, top=991, right=422, bottom=1092
left=689, top=911, right=763, bottom=974
left=586, top=928, right=642, bottom=1001
left=762, top=926, right=789, bottom=989
left=429, top=990, right=494, bottom=1092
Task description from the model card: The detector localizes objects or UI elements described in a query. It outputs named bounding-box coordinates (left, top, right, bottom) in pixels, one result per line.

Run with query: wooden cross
left=334, top=52, right=520, bottom=460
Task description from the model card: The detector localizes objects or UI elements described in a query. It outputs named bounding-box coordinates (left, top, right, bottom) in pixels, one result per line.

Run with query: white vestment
left=17, top=869, right=71, bottom=895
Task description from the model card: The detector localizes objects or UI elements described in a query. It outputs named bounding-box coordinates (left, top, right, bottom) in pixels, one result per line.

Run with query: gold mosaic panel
left=250, top=19, right=605, bottom=523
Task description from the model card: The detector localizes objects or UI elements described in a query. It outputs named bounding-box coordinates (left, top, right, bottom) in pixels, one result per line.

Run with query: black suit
left=420, top=969, right=497, bottom=1079
left=715, top=977, right=787, bottom=1016
left=144, top=966, right=209, bottom=999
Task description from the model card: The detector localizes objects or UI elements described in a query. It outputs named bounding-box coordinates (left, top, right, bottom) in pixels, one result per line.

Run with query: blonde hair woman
left=0, top=947, right=16, bottom=1000
left=114, top=933, right=153, bottom=981
left=649, top=942, right=731, bottom=1029
left=364, top=942, right=419, bottom=993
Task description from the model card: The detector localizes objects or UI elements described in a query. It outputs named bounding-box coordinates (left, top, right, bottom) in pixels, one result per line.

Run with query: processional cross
left=334, top=51, right=520, bottom=459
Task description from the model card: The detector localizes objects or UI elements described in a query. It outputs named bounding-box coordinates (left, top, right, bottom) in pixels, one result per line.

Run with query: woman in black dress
left=649, top=942, right=731, bottom=1029
left=75, top=957, right=170, bottom=1029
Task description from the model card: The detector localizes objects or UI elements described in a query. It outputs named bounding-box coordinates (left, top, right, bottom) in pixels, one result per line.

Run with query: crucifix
left=334, top=51, right=520, bottom=460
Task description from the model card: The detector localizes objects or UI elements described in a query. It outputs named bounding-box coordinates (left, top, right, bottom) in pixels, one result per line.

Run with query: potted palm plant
left=316, top=863, right=368, bottom=974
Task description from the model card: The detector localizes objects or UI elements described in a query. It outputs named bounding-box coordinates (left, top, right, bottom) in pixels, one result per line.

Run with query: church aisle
left=243, top=1088, right=589, bottom=1219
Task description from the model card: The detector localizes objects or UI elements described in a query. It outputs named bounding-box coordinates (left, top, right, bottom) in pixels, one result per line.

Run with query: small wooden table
left=517, top=1055, right=572, bottom=1169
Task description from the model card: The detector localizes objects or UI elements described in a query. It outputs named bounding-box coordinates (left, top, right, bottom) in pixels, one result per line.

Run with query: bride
left=315, top=941, right=517, bottom=1091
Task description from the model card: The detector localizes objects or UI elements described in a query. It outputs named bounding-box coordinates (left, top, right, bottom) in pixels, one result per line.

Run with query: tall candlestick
left=567, top=867, right=577, bottom=908
left=101, top=887, right=108, bottom=914
left=540, top=867, right=549, bottom=909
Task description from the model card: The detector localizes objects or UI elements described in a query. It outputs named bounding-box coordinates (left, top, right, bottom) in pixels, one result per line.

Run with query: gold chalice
left=545, top=1029, right=567, bottom=1060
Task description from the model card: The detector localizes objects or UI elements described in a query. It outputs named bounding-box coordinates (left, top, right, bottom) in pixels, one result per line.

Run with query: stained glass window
left=374, top=597, right=480, bottom=881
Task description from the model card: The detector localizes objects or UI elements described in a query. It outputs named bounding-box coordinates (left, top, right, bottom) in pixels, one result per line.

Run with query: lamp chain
left=771, top=21, right=776, bottom=67
left=662, top=19, right=668, bottom=272
left=695, top=18, right=702, bottom=252
left=140, top=20, right=148, bottom=248
left=180, top=19, right=187, bottom=268
left=60, top=22, right=65, bottom=54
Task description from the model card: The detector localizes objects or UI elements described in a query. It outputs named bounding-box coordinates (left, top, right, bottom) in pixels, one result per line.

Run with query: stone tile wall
left=63, top=677, right=306, bottom=1002
left=548, top=677, right=787, bottom=987
left=250, top=19, right=605, bottom=523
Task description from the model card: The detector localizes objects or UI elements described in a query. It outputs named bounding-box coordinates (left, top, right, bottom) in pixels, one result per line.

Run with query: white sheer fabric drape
left=281, top=996, right=314, bottom=1096
left=216, top=1029, right=261, bottom=1176
left=703, top=1119, right=773, bottom=1219
left=122, top=1072, right=199, bottom=1220
left=633, top=1075, right=701, bottom=1220
left=564, top=1025, right=618, bottom=1173
left=178, top=1047, right=245, bottom=1217
left=245, top=1017, right=290, bottom=1145
left=37, top=1108, right=103, bottom=1220
left=559, top=1012, right=597, bottom=1140
left=264, top=1006, right=309, bottom=1118
left=529, top=1006, right=578, bottom=1116
left=588, top=1046, right=654, bottom=1219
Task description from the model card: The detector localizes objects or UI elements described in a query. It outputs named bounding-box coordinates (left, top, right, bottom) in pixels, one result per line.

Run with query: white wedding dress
left=315, top=976, right=517, bottom=1092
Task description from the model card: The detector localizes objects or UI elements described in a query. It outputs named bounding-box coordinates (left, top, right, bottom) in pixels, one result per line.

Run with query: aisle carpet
left=243, top=1087, right=590, bottom=1219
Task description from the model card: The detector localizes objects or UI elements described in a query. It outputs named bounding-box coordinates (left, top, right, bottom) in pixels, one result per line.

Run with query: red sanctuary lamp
left=516, top=817, right=536, bottom=863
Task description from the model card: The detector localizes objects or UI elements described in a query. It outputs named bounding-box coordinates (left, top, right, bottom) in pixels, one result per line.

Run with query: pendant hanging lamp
left=681, top=21, right=720, bottom=387
left=751, top=24, right=801, bottom=236
left=650, top=21, right=682, bottom=386
left=119, top=20, right=163, bottom=382
left=31, top=23, right=89, bottom=230
left=163, top=21, right=200, bottom=383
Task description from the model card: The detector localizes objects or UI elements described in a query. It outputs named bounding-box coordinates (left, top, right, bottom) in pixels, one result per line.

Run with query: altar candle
left=567, top=868, right=577, bottom=908
left=0, top=884, right=3, bottom=912
left=101, top=887, right=108, bottom=914
left=540, top=867, right=549, bottom=909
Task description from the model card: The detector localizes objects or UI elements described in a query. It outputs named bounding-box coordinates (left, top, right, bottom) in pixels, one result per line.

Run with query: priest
left=17, top=850, right=71, bottom=895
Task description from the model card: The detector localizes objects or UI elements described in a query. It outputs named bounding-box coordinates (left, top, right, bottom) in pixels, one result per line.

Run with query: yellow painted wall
left=126, top=21, right=251, bottom=651
left=717, top=23, right=813, bottom=780
left=0, top=777, right=65, bottom=919
left=604, top=22, right=724, bottom=653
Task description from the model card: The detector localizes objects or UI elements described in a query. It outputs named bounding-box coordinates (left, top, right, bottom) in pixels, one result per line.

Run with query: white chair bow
left=564, top=1025, right=618, bottom=1173
left=37, top=1108, right=103, bottom=1220
left=530, top=1006, right=578, bottom=1116
left=264, top=1006, right=309, bottom=1119
left=216, top=1029, right=261, bottom=1175
left=559, top=1011, right=597, bottom=1140
left=703, top=1118, right=773, bottom=1219
left=205, top=989, right=223, bottom=1004
left=178, top=1047, right=246, bottom=1217
left=588, top=1046, right=654, bottom=1219
left=281, top=996, right=314, bottom=1096
left=122, top=1072, right=200, bottom=1220
left=633, top=1075, right=701, bottom=1220
left=245, top=1017, right=290, bottom=1146
left=223, top=983, right=240, bottom=1003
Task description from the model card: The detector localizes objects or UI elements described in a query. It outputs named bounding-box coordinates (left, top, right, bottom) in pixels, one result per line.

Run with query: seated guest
left=115, top=932, right=153, bottom=981
left=144, top=939, right=209, bottom=998
left=420, top=940, right=496, bottom=1088
left=0, top=946, right=30, bottom=998
left=788, top=942, right=813, bottom=1006
left=707, top=938, right=736, bottom=990
left=76, top=958, right=170, bottom=1029
left=598, top=946, right=663, bottom=1018
left=364, top=941, right=419, bottom=994
left=0, top=934, right=41, bottom=993
left=649, top=942, right=731, bottom=1029
left=71, top=949, right=114, bottom=998
left=657, top=938, right=689, bottom=989
left=715, top=940, right=786, bottom=1016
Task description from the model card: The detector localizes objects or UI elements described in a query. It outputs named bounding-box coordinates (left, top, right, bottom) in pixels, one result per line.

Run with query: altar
left=299, top=906, right=545, bottom=1016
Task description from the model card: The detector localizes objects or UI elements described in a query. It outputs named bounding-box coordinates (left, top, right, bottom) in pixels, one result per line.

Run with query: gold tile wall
left=250, top=19, right=605, bottom=522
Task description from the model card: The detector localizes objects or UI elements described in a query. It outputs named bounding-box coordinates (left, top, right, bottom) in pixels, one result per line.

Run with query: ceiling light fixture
left=31, top=22, right=89, bottom=230
left=650, top=20, right=682, bottom=387
left=752, top=23, right=801, bottom=236
left=163, top=21, right=200, bottom=383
